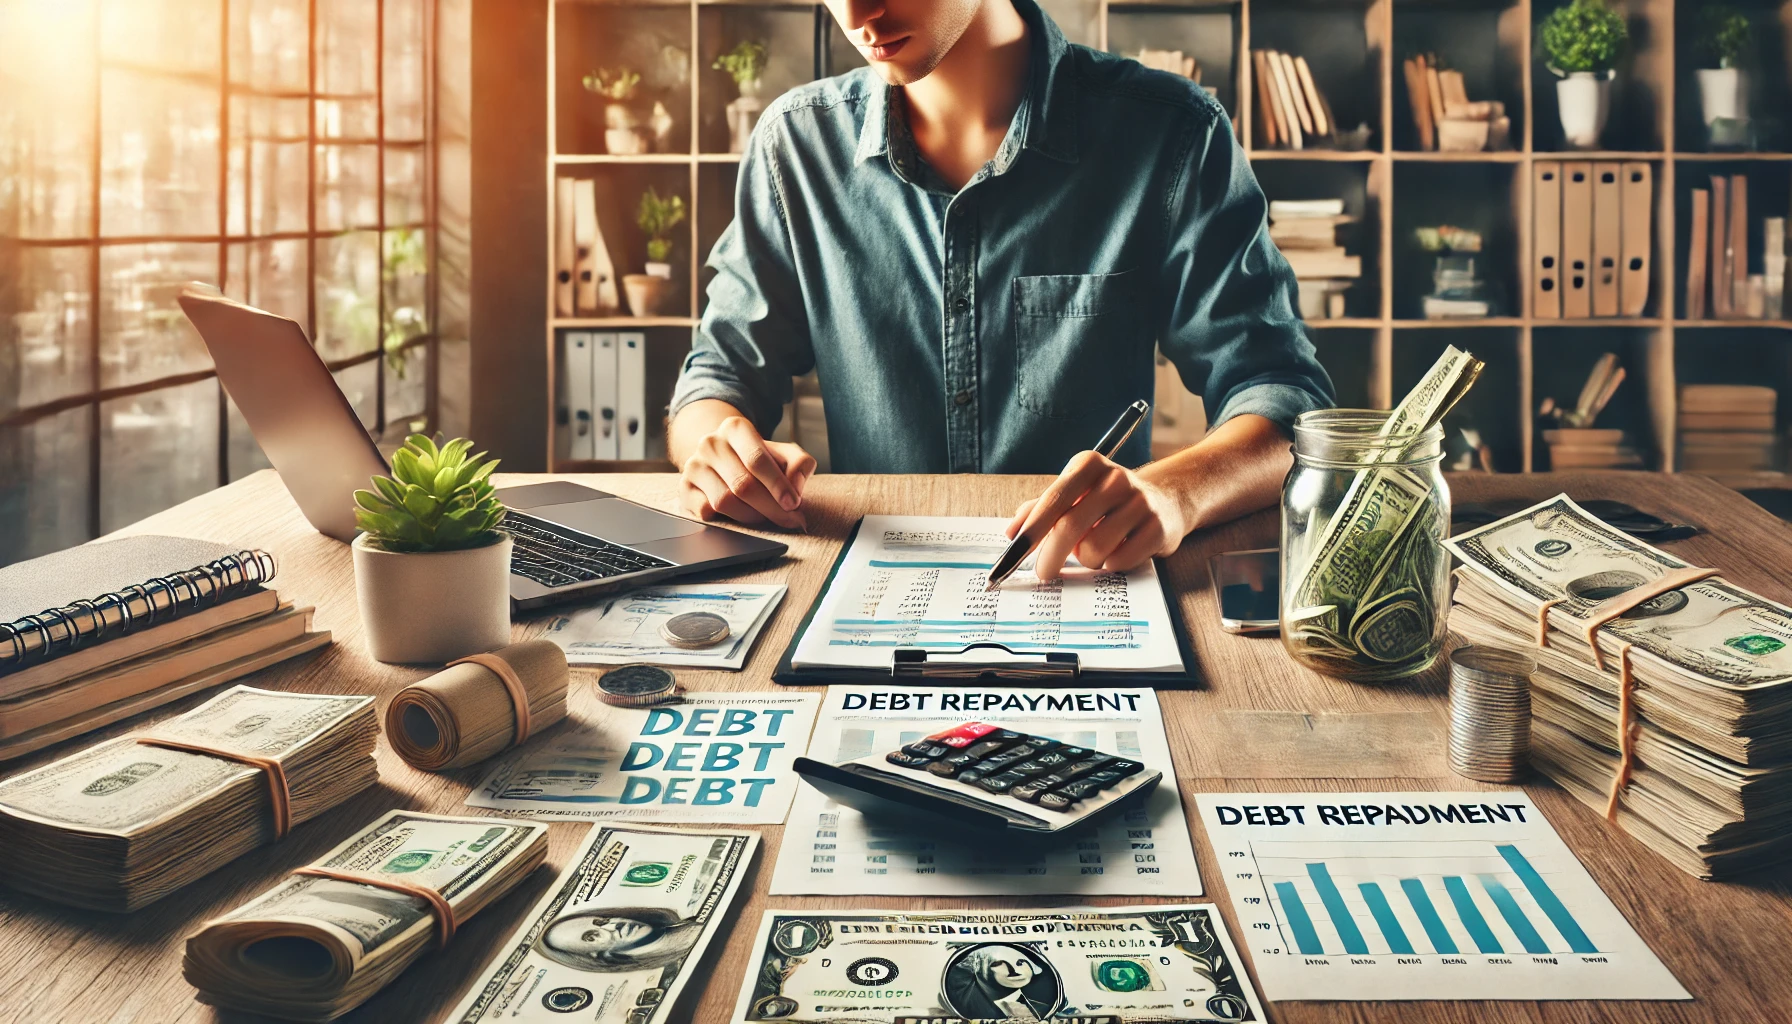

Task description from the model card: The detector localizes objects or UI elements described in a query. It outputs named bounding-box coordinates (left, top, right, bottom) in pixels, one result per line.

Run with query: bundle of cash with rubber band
left=0, top=685, right=378, bottom=911
left=1447, top=495, right=1792, bottom=878
left=185, top=810, right=549, bottom=1021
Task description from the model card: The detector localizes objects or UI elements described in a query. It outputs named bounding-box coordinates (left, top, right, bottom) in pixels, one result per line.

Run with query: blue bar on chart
left=1358, top=882, right=1414, bottom=954
left=1306, top=863, right=1369, bottom=955
left=1498, top=844, right=1598, bottom=953
left=1274, top=880, right=1324, bottom=955
left=1443, top=875, right=1503, bottom=953
left=1400, top=878, right=1459, bottom=954
left=1479, top=873, right=1550, bottom=954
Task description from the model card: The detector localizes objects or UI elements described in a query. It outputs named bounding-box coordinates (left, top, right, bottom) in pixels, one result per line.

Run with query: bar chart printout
left=1196, top=793, right=1691, bottom=1001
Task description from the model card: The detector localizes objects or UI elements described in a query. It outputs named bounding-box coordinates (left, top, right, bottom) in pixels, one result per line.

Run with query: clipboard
left=771, top=517, right=1198, bottom=687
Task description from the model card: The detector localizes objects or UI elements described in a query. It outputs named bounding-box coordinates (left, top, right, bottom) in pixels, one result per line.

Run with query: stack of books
left=1679, top=384, right=1778, bottom=473
left=0, top=536, right=330, bottom=762
left=1269, top=199, right=1359, bottom=320
left=1686, top=176, right=1787, bottom=320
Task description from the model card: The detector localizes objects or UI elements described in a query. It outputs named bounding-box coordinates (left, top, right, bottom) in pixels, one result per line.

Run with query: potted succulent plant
left=584, top=67, right=647, bottom=155
left=624, top=187, right=685, bottom=317
left=352, top=435, right=511, bottom=664
left=714, top=40, right=770, bottom=154
left=1538, top=0, right=1628, bottom=149
left=1695, top=6, right=1751, bottom=147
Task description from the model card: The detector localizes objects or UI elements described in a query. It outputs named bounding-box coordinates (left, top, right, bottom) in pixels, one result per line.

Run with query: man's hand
left=676, top=415, right=816, bottom=530
left=1004, top=452, right=1190, bottom=579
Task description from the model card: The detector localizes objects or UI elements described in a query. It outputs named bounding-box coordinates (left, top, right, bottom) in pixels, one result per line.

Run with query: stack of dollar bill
left=186, top=811, right=548, bottom=1021
left=1285, top=345, right=1484, bottom=674
left=0, top=686, right=378, bottom=911
left=1447, top=495, right=1792, bottom=879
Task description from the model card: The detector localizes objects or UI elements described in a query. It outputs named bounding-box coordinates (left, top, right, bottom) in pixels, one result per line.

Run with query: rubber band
left=1581, top=566, right=1718, bottom=671
left=294, top=866, right=456, bottom=946
left=450, top=652, right=533, bottom=745
left=1603, top=642, right=1641, bottom=821
left=136, top=736, right=292, bottom=840
left=1535, top=598, right=1566, bottom=647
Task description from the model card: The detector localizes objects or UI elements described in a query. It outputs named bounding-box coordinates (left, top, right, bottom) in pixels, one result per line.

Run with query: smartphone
left=1209, top=548, right=1279, bottom=634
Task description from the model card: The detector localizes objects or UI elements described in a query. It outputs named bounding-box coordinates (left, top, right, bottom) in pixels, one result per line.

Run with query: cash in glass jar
left=1279, top=409, right=1451, bottom=682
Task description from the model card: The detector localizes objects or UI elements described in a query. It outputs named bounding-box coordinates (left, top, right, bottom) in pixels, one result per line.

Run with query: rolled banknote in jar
left=386, top=639, right=568, bottom=770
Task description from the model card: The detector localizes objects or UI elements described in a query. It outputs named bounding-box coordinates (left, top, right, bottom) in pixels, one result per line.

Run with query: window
left=0, top=0, right=438, bottom=565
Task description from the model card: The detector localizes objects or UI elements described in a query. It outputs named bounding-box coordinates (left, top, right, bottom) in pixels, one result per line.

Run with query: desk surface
left=3, top=471, right=1791, bottom=1024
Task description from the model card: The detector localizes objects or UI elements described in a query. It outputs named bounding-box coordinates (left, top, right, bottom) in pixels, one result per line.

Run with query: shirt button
left=953, top=296, right=970, bottom=312
left=954, top=390, right=973, bottom=406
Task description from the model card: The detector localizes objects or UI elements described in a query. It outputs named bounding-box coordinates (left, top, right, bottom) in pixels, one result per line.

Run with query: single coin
left=661, top=611, right=730, bottom=649
left=597, top=664, right=680, bottom=707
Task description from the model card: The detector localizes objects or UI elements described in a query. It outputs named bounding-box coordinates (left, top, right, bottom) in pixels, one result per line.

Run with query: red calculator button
left=927, top=722, right=999, bottom=748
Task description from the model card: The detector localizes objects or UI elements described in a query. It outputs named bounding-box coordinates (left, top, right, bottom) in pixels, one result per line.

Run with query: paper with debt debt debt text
left=771, top=685, right=1201, bottom=896
left=791, top=515, right=1183, bottom=673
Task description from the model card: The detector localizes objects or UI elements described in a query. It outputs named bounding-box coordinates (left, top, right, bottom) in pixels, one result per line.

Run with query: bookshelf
left=543, top=0, right=1792, bottom=477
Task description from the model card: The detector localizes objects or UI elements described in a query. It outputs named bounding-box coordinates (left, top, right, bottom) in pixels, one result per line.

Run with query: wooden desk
left=3, top=471, right=1790, bottom=1024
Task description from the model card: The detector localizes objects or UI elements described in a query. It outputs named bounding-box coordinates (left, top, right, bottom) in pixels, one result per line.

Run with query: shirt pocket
left=1011, top=270, right=1146, bottom=420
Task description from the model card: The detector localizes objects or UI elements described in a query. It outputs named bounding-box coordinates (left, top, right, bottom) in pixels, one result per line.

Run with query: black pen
left=985, top=399, right=1151, bottom=590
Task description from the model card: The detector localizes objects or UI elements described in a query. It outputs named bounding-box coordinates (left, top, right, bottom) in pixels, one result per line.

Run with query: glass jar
left=1279, top=410, right=1451, bottom=682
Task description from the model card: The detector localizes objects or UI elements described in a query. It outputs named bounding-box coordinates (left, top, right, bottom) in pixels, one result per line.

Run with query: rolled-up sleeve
left=668, top=119, right=815, bottom=437
left=1156, top=101, right=1335, bottom=434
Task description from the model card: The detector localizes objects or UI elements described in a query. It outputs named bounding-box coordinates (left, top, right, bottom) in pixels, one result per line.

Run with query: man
left=668, top=0, right=1334, bottom=578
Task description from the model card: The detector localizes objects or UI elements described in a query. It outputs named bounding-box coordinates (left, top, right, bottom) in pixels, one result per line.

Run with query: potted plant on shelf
left=584, top=67, right=647, bottom=155
left=714, top=39, right=770, bottom=154
left=1538, top=0, right=1627, bottom=150
left=624, top=187, right=685, bottom=317
left=1695, top=6, right=1751, bottom=150
left=352, top=435, right=511, bottom=664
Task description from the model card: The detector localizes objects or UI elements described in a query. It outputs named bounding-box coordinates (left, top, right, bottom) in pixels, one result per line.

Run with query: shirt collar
left=853, top=0, right=1078, bottom=171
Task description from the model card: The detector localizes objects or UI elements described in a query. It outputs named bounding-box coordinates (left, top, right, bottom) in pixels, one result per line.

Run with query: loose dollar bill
left=0, top=685, right=378, bottom=910
left=447, top=823, right=758, bottom=1023
left=185, top=810, right=550, bottom=1021
left=1444, top=494, right=1792, bottom=878
left=731, top=905, right=1264, bottom=1024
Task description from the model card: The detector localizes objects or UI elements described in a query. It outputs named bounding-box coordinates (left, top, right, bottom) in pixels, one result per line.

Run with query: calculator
left=792, top=721, right=1163, bottom=835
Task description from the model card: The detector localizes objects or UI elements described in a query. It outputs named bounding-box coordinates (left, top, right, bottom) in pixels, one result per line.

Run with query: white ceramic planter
left=353, top=533, right=512, bottom=664
left=1556, top=72, right=1611, bottom=150
left=1697, top=67, right=1747, bottom=126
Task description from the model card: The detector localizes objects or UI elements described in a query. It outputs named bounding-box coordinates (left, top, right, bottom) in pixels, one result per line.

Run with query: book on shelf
left=1251, top=49, right=1340, bottom=150
left=0, top=537, right=330, bottom=761
left=1686, top=188, right=1710, bottom=320
left=1280, top=249, right=1361, bottom=280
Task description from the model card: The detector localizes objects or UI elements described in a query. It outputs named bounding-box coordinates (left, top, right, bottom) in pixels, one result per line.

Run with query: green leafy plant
left=638, top=187, right=686, bottom=263
left=582, top=67, right=640, bottom=101
left=712, top=40, right=768, bottom=86
left=1697, top=6, right=1751, bottom=69
left=1538, top=0, right=1628, bottom=75
left=354, top=435, right=506, bottom=552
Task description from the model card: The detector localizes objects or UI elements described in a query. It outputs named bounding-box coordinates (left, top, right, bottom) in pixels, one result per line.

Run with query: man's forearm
left=1137, top=413, right=1292, bottom=535
left=668, top=399, right=752, bottom=467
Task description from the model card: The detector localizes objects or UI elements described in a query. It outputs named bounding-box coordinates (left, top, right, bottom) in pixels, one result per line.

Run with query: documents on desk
left=789, top=515, right=1183, bottom=675
left=448, top=823, right=757, bottom=1024
left=466, top=692, right=819, bottom=823
left=772, top=685, right=1200, bottom=896
left=731, top=905, right=1264, bottom=1024
left=1196, top=791, right=1689, bottom=1001
left=540, top=583, right=786, bottom=669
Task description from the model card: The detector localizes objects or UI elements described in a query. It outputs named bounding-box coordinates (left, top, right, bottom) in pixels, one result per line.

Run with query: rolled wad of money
left=1448, top=645, right=1534, bottom=782
left=386, top=639, right=569, bottom=770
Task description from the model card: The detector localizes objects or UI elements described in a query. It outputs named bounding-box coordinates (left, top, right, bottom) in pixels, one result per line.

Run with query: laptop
left=177, top=284, right=788, bottom=611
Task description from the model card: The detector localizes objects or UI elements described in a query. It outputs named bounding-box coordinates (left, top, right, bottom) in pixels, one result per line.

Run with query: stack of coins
left=1447, top=646, right=1535, bottom=782
left=597, top=665, right=681, bottom=707
left=661, top=611, right=730, bottom=649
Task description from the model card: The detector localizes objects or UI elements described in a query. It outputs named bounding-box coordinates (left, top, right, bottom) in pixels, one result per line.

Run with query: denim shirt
left=669, top=0, right=1335, bottom=474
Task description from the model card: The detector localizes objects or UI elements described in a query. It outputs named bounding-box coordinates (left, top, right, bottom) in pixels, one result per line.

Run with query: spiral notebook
left=0, top=536, right=279, bottom=685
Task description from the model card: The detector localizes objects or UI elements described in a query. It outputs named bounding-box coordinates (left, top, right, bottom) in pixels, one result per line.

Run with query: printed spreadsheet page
left=791, top=515, right=1183, bottom=673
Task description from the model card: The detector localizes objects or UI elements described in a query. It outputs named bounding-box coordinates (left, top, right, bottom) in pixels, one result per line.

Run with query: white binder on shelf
left=617, top=331, right=646, bottom=460
left=572, top=179, right=619, bottom=314
left=564, top=332, right=596, bottom=461
left=592, top=332, right=620, bottom=461
left=554, top=178, right=576, bottom=317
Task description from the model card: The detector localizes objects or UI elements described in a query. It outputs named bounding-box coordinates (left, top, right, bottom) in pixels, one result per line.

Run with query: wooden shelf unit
left=544, top=0, right=1792, bottom=474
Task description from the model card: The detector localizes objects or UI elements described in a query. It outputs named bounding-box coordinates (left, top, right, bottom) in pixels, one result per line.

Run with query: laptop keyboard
left=506, top=516, right=674, bottom=589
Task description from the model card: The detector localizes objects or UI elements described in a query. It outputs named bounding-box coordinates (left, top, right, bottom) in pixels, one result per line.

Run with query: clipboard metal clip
left=890, top=643, right=1080, bottom=683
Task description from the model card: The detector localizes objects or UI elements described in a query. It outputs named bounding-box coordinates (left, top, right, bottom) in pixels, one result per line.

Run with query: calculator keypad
left=884, top=723, right=1146, bottom=812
